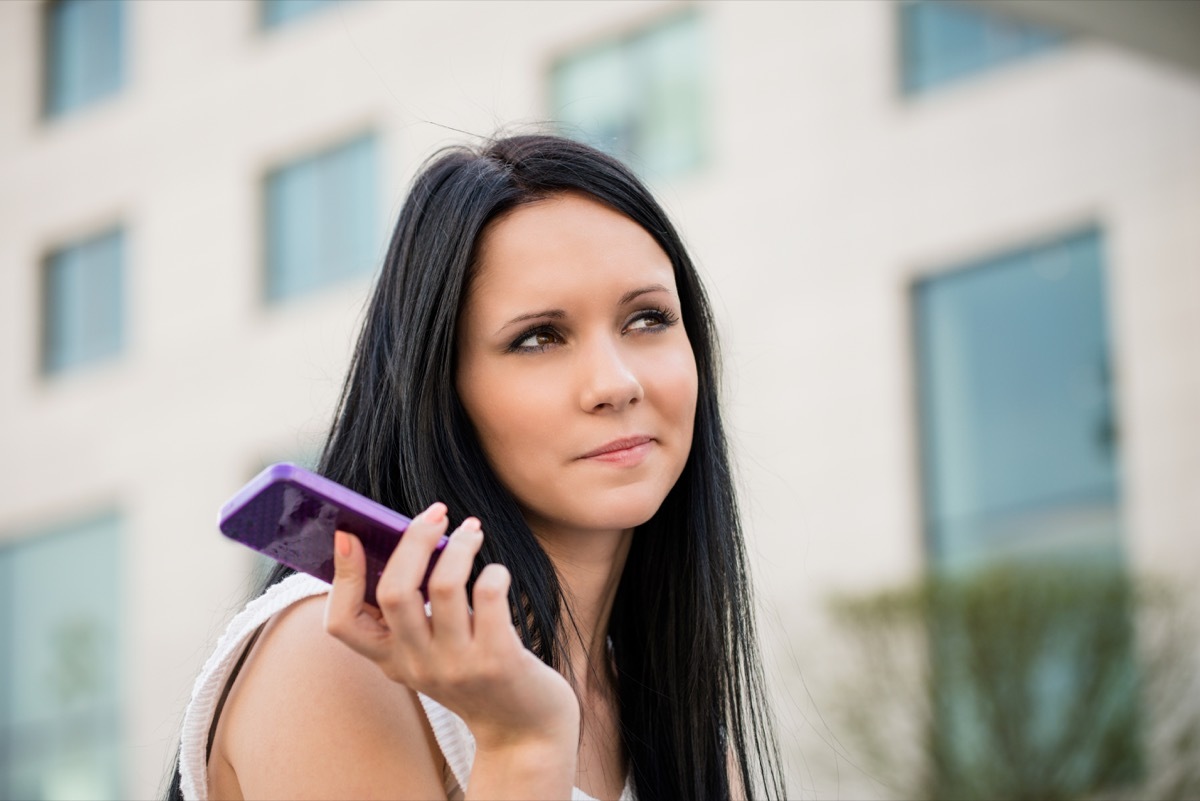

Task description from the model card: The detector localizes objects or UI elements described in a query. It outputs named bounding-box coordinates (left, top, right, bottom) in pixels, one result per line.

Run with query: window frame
left=39, top=226, right=127, bottom=376
left=896, top=0, right=1066, bottom=97
left=548, top=8, right=707, bottom=178
left=41, top=0, right=127, bottom=120
left=0, top=510, right=124, bottom=800
left=908, top=225, right=1141, bottom=794
left=259, top=131, right=382, bottom=305
left=259, top=0, right=342, bottom=31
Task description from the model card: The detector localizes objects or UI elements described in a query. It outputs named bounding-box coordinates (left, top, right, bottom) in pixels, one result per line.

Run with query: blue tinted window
left=914, top=229, right=1120, bottom=570
left=264, top=134, right=380, bottom=302
left=44, top=0, right=124, bottom=117
left=0, top=514, right=122, bottom=799
left=261, top=0, right=339, bottom=29
left=914, top=230, right=1139, bottom=790
left=42, top=228, right=125, bottom=374
left=552, top=11, right=705, bottom=176
left=900, top=0, right=1062, bottom=94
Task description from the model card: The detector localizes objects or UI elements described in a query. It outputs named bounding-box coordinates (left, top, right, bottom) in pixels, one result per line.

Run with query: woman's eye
left=626, top=308, right=679, bottom=332
left=511, top=328, right=561, bottom=352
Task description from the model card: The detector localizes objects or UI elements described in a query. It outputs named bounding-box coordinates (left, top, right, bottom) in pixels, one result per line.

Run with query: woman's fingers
left=325, top=530, right=389, bottom=660
left=426, top=518, right=484, bottom=648
left=374, top=503, right=449, bottom=649
left=472, top=563, right=519, bottom=652
left=382, top=503, right=450, bottom=596
left=327, top=505, right=519, bottom=702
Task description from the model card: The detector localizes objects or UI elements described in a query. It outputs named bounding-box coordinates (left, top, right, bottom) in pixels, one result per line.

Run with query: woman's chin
left=525, top=500, right=665, bottom=540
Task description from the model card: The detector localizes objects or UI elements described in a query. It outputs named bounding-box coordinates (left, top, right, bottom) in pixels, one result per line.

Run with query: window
left=263, top=133, right=381, bottom=303
left=0, top=513, right=122, bottom=799
left=899, top=0, right=1063, bottom=95
left=913, top=229, right=1140, bottom=795
left=261, top=0, right=340, bottom=29
left=914, top=228, right=1119, bottom=570
left=551, top=11, right=705, bottom=177
left=41, top=228, right=125, bottom=375
left=43, top=0, right=125, bottom=117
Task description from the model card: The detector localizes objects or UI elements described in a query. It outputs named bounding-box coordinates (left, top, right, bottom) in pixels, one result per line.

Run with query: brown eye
left=625, top=307, right=680, bottom=333
left=626, top=315, right=660, bottom=331
left=511, top=326, right=563, bottom=352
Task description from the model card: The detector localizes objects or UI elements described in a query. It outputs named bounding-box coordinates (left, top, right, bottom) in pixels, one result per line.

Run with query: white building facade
left=1, top=1, right=1198, bottom=797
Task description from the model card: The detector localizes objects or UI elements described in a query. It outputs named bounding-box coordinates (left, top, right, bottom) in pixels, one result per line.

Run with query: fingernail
left=450, top=520, right=480, bottom=542
left=428, top=502, right=447, bottom=522
left=335, top=530, right=350, bottom=557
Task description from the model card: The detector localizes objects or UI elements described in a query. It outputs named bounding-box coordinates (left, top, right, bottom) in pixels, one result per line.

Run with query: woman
left=169, top=134, right=785, bottom=800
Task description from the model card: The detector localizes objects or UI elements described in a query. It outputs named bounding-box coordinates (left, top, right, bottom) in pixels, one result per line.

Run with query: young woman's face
left=456, top=192, right=698, bottom=540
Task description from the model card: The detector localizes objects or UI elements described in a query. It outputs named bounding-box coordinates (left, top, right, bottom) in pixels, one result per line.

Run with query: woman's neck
left=533, top=526, right=633, bottom=696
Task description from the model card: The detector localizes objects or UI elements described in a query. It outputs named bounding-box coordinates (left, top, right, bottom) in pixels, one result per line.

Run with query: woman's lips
left=579, top=436, right=655, bottom=465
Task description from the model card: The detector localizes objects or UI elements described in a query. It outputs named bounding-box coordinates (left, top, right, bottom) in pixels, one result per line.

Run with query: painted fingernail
left=335, top=530, right=350, bottom=557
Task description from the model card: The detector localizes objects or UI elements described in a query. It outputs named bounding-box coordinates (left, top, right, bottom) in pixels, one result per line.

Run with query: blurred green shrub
left=827, top=564, right=1200, bottom=800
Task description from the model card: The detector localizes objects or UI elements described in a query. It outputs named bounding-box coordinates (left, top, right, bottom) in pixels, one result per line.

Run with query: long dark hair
left=169, top=134, right=785, bottom=800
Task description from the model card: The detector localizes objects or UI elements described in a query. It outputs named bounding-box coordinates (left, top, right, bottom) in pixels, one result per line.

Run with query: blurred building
left=1, top=0, right=1197, bottom=798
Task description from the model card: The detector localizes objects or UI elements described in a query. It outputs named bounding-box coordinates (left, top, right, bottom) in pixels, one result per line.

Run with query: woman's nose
left=578, top=340, right=645, bottom=413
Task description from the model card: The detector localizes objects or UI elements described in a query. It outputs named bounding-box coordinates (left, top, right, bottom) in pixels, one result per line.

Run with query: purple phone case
left=218, top=463, right=445, bottom=606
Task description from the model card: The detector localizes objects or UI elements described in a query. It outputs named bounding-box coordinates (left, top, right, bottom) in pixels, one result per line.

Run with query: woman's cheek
left=484, top=391, right=564, bottom=491
left=646, top=347, right=698, bottom=414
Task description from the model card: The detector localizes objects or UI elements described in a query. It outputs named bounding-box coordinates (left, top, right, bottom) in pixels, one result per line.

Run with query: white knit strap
left=414, top=694, right=634, bottom=800
left=416, top=692, right=475, bottom=793
left=178, top=573, right=330, bottom=800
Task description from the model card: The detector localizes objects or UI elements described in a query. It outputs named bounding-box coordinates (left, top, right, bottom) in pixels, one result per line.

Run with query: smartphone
left=218, top=462, right=445, bottom=606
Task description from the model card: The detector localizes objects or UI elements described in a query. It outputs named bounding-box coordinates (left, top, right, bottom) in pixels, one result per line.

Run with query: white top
left=178, top=572, right=633, bottom=801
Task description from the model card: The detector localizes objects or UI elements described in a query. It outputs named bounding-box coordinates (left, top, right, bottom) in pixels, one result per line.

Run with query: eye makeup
left=505, top=305, right=681, bottom=354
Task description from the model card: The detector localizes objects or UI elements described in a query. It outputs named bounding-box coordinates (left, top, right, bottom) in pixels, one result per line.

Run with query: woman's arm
left=212, top=594, right=446, bottom=800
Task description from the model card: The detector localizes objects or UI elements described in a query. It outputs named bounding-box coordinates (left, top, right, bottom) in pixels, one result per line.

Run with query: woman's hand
left=324, top=503, right=579, bottom=798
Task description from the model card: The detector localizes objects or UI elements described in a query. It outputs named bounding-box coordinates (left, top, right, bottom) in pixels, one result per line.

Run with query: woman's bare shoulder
left=211, top=594, right=446, bottom=800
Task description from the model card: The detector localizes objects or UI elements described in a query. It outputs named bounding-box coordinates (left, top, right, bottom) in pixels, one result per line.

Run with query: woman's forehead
left=466, top=193, right=676, bottom=316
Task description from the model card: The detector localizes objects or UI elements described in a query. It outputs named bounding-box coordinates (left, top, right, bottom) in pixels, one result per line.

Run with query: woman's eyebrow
left=495, top=284, right=674, bottom=336
left=497, top=308, right=566, bottom=336
left=618, top=283, right=672, bottom=305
